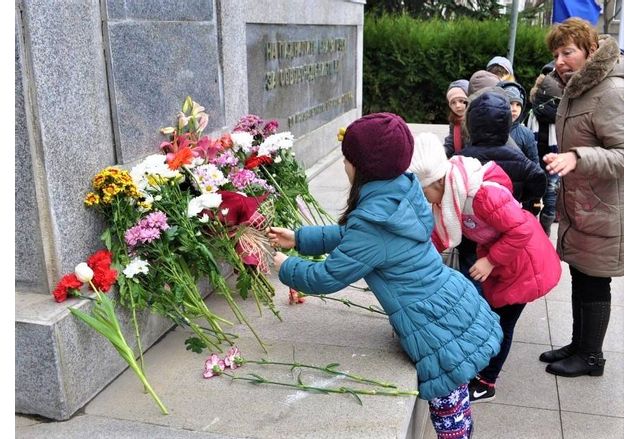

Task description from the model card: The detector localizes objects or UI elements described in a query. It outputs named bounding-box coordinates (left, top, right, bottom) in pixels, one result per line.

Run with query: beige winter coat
left=552, top=35, right=624, bottom=277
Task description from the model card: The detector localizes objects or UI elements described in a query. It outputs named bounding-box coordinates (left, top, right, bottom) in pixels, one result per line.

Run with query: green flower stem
left=259, top=166, right=306, bottom=225
left=129, top=299, right=146, bottom=380
left=244, top=359, right=398, bottom=388
left=226, top=373, right=419, bottom=401
left=104, top=199, right=149, bottom=380
left=305, top=196, right=335, bottom=225
left=71, top=285, right=168, bottom=415
left=208, top=273, right=269, bottom=354
left=298, top=293, right=387, bottom=316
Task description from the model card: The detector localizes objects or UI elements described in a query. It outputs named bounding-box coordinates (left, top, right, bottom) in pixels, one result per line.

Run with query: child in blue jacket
left=268, top=112, right=502, bottom=439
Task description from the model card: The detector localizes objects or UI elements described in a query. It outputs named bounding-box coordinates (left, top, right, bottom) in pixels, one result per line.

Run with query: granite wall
left=15, top=0, right=364, bottom=420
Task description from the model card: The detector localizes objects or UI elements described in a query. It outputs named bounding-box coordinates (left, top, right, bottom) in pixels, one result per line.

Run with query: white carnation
left=230, top=132, right=255, bottom=153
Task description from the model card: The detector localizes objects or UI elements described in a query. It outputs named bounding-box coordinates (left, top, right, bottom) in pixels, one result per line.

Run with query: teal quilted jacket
left=279, top=173, right=502, bottom=399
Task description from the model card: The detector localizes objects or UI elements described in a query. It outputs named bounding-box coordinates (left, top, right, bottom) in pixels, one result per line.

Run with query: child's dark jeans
left=478, top=302, right=527, bottom=383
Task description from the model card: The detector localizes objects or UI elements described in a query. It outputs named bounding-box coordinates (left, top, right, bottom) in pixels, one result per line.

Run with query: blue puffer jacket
left=279, top=173, right=503, bottom=400
left=498, top=81, right=540, bottom=165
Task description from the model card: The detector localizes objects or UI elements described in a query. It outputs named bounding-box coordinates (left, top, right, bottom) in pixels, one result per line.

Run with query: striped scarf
left=431, top=156, right=493, bottom=249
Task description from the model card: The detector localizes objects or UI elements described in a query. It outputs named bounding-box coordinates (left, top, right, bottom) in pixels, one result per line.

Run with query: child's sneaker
left=469, top=377, right=495, bottom=402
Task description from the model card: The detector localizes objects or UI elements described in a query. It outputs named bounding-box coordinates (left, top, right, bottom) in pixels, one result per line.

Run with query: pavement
left=15, top=124, right=624, bottom=438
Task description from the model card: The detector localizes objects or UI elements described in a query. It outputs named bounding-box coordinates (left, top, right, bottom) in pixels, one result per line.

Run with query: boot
left=539, top=291, right=581, bottom=363
left=546, top=301, right=610, bottom=377
left=540, top=213, right=555, bottom=237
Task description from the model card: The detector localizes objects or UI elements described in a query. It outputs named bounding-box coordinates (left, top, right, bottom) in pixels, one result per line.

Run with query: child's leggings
left=428, top=383, right=473, bottom=438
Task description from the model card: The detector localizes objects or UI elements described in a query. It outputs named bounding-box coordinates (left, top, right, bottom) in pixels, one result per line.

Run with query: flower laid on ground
left=202, top=347, right=418, bottom=404
left=288, top=288, right=305, bottom=305
left=51, top=250, right=168, bottom=415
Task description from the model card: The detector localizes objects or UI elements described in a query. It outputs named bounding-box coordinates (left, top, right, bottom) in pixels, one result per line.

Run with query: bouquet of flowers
left=80, top=96, right=333, bottom=359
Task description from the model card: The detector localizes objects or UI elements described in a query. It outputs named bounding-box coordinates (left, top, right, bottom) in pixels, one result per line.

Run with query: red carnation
left=51, top=273, right=83, bottom=303
left=87, top=250, right=113, bottom=271
left=244, top=154, right=273, bottom=170
left=87, top=250, right=118, bottom=292
left=92, top=267, right=118, bottom=292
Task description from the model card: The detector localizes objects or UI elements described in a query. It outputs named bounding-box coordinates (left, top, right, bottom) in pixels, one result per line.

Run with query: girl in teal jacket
left=269, top=113, right=502, bottom=439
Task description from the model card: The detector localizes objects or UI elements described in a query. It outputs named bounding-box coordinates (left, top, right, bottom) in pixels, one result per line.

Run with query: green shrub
left=363, top=14, right=552, bottom=123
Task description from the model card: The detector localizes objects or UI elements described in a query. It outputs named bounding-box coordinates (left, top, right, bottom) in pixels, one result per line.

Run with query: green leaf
left=100, top=229, right=112, bottom=250
left=184, top=337, right=207, bottom=353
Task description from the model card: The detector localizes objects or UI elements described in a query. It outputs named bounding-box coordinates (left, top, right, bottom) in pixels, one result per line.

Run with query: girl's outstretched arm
left=278, top=222, right=384, bottom=295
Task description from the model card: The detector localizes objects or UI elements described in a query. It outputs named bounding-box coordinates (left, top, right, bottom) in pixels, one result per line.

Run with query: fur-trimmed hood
left=552, top=35, right=623, bottom=99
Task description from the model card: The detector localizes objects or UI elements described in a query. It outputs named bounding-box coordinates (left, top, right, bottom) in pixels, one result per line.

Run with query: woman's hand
left=273, top=251, right=288, bottom=273
left=267, top=227, right=296, bottom=249
left=543, top=152, right=577, bottom=177
left=469, top=257, right=495, bottom=282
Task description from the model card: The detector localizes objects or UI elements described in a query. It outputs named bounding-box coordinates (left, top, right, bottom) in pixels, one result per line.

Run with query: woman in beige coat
left=540, top=18, right=623, bottom=377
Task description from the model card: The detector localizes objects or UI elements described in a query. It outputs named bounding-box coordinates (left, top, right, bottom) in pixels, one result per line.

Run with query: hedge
left=363, top=15, right=553, bottom=123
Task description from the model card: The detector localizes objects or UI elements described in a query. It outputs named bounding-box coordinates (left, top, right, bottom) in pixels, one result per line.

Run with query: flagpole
left=507, top=0, right=520, bottom=66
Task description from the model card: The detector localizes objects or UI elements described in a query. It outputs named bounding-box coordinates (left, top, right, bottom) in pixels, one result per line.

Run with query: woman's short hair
left=546, top=17, right=598, bottom=56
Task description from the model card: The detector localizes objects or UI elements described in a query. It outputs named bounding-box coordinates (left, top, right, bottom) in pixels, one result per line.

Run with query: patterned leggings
left=428, top=384, right=473, bottom=439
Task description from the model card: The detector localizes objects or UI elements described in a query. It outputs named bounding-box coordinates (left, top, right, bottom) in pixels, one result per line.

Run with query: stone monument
left=15, top=0, right=364, bottom=420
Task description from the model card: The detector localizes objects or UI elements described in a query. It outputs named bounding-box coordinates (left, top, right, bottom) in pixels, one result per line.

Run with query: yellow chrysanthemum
left=92, top=174, right=106, bottom=189
left=337, top=127, right=346, bottom=142
left=103, top=184, right=118, bottom=196
left=84, top=192, right=101, bottom=206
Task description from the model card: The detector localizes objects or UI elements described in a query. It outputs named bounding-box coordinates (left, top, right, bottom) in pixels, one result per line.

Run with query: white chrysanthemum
left=230, top=132, right=255, bottom=153
left=123, top=257, right=150, bottom=279
left=193, top=164, right=229, bottom=193
left=200, top=192, right=222, bottom=209
left=187, top=193, right=223, bottom=217
left=130, top=154, right=181, bottom=192
left=257, top=132, right=294, bottom=157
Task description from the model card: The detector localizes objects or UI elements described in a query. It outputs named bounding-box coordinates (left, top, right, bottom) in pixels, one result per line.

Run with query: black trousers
left=570, top=265, right=611, bottom=303
left=478, top=302, right=527, bottom=383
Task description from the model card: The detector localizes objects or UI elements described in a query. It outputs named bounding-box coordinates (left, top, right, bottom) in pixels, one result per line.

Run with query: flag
left=553, top=0, right=602, bottom=25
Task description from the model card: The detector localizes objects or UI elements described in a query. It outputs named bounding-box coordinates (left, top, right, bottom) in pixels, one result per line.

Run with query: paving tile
left=512, top=298, right=551, bottom=345
left=486, top=342, right=559, bottom=410
left=469, top=403, right=562, bottom=439
left=15, top=414, right=236, bottom=439
left=560, top=411, right=623, bottom=439
left=547, top=301, right=623, bottom=353
left=556, top=351, right=623, bottom=417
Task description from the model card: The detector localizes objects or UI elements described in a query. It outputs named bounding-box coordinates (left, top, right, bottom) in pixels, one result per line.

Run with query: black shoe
left=539, top=343, right=576, bottom=363
left=545, top=352, right=606, bottom=377
left=468, top=377, right=495, bottom=402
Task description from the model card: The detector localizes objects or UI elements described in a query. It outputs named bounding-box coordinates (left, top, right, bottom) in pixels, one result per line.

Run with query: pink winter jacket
left=437, top=163, right=562, bottom=308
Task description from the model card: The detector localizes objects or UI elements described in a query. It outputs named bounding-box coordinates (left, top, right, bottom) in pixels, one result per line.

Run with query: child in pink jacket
left=409, top=95, right=561, bottom=402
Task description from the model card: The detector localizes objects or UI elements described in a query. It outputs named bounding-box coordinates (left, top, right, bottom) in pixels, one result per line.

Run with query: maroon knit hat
left=341, top=112, right=414, bottom=181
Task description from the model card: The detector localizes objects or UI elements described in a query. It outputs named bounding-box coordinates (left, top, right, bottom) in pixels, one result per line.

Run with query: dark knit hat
left=503, top=85, right=524, bottom=105
left=341, top=112, right=414, bottom=181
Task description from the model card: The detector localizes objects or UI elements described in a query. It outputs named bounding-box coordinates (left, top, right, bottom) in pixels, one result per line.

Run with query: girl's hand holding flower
left=267, top=226, right=295, bottom=249
left=273, top=251, right=288, bottom=272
